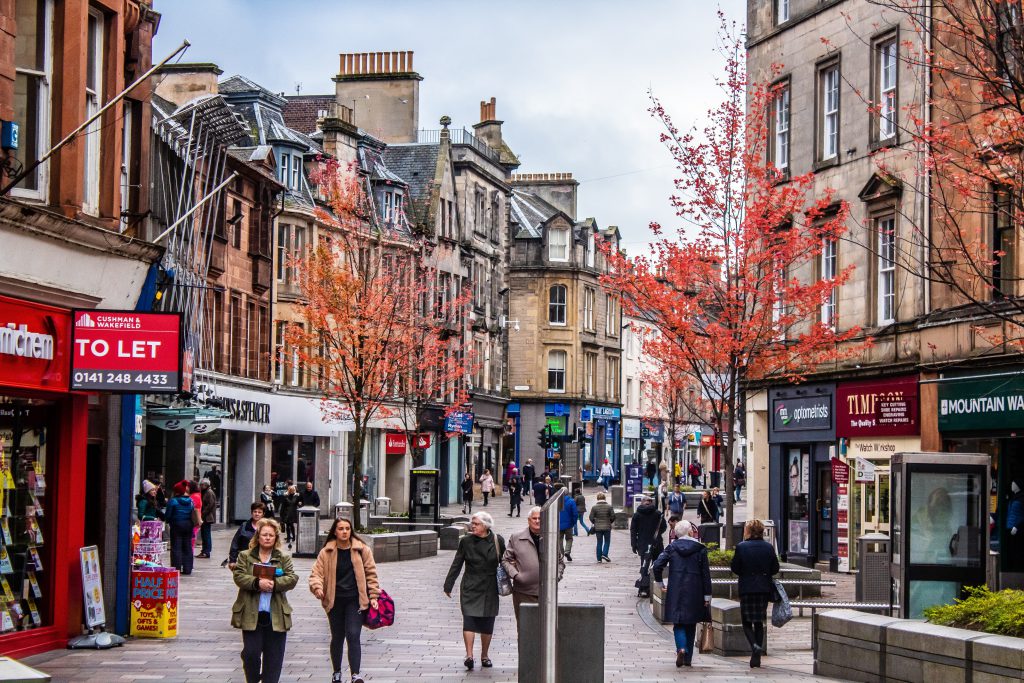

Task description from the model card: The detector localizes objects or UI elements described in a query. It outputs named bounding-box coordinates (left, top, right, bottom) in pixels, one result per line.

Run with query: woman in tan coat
left=309, top=518, right=380, bottom=683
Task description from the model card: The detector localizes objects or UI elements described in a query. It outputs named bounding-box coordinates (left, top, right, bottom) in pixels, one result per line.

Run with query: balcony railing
left=417, top=128, right=500, bottom=164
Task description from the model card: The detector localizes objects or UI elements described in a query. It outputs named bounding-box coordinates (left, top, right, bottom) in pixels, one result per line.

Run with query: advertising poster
left=130, top=568, right=178, bottom=638
left=788, top=520, right=809, bottom=554
left=80, top=545, right=105, bottom=628
left=625, top=464, right=644, bottom=507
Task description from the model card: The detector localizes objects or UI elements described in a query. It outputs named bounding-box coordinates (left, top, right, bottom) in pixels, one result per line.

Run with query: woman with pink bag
left=309, top=518, right=380, bottom=683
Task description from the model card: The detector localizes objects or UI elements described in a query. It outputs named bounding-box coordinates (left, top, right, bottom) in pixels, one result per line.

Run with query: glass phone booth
left=891, top=452, right=989, bottom=618
left=409, top=468, right=440, bottom=525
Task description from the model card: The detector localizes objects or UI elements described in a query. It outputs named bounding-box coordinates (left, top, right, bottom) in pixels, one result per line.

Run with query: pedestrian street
left=24, top=493, right=845, bottom=682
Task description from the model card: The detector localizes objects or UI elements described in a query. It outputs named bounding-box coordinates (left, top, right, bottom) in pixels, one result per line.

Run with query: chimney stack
left=153, top=62, right=223, bottom=106
left=334, top=51, right=422, bottom=143
left=472, top=96, right=520, bottom=171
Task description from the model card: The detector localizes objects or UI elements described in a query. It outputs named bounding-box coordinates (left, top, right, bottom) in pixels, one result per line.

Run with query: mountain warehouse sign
left=937, top=374, right=1024, bottom=431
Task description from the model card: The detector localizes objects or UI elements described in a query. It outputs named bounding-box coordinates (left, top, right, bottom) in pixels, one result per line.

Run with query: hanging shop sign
left=855, top=457, right=877, bottom=483
left=0, top=294, right=71, bottom=392
left=444, top=411, right=474, bottom=434
left=640, top=420, right=665, bottom=442
left=70, top=310, right=182, bottom=393
left=830, top=456, right=850, bottom=485
left=937, top=373, right=1024, bottom=431
left=771, top=395, right=831, bottom=432
left=385, top=433, right=407, bottom=455
left=836, top=376, right=919, bottom=437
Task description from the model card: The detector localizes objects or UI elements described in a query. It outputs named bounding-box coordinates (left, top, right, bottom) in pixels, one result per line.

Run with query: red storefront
left=0, top=294, right=86, bottom=656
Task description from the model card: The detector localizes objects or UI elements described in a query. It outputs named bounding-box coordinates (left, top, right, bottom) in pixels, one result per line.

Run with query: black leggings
left=742, top=620, right=765, bottom=653
left=328, top=597, right=363, bottom=674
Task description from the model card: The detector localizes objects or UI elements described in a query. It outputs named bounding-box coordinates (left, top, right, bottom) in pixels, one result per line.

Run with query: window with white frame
left=549, top=285, right=567, bottom=325
left=82, top=8, right=104, bottom=214
left=289, top=155, right=301, bottom=191
left=820, top=64, right=840, bottom=160
left=776, top=0, right=789, bottom=24
left=877, top=216, right=896, bottom=323
left=548, top=350, right=566, bottom=393
left=13, top=0, right=53, bottom=198
left=605, top=294, right=619, bottom=336
left=584, top=287, right=595, bottom=330
left=626, top=378, right=633, bottom=410
left=120, top=100, right=133, bottom=232
left=548, top=227, right=569, bottom=262
left=279, top=153, right=289, bottom=185
left=772, top=84, right=790, bottom=171
left=584, top=352, right=596, bottom=397
left=473, top=338, right=485, bottom=389
left=606, top=356, right=620, bottom=400
left=821, top=237, right=837, bottom=327
left=383, top=191, right=394, bottom=222
left=586, top=231, right=596, bottom=268
left=878, top=38, right=898, bottom=140
left=276, top=224, right=306, bottom=284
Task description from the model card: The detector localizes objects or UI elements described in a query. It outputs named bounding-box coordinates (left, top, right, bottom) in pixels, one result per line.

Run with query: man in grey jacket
left=501, top=507, right=565, bottom=622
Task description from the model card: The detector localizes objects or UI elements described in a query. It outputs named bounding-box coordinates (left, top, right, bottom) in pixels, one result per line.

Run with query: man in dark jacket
left=521, top=460, right=536, bottom=499
left=227, top=502, right=265, bottom=569
left=197, top=479, right=218, bottom=559
left=533, top=475, right=552, bottom=506
left=588, top=493, right=615, bottom=562
left=300, top=481, right=321, bottom=508
left=555, top=484, right=578, bottom=562
left=630, top=496, right=667, bottom=594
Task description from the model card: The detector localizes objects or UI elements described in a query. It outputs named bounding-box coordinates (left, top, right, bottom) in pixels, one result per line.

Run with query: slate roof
left=381, top=144, right=440, bottom=201
left=218, top=75, right=322, bottom=154
left=509, top=189, right=562, bottom=239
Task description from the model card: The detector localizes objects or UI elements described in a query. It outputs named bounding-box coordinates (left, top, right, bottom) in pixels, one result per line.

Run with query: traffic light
left=537, top=425, right=551, bottom=450
left=550, top=435, right=562, bottom=455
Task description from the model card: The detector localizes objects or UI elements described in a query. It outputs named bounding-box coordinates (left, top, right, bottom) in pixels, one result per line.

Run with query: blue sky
left=154, top=0, right=746, bottom=253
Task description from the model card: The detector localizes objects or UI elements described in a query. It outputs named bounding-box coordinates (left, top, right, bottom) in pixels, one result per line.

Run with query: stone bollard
left=519, top=603, right=605, bottom=682
left=439, top=525, right=465, bottom=551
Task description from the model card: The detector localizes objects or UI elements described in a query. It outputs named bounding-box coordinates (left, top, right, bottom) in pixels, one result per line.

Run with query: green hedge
left=705, top=542, right=734, bottom=566
left=924, top=586, right=1024, bottom=638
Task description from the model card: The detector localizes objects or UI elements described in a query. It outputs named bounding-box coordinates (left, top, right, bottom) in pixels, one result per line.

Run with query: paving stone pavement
left=24, top=492, right=849, bottom=682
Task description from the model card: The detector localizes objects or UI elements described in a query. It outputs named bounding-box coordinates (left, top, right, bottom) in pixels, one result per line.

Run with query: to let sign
left=70, top=311, right=182, bottom=393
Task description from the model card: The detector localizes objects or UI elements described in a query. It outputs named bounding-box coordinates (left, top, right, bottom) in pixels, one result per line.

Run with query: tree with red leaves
left=603, top=19, right=867, bottom=545
left=287, top=160, right=470, bottom=523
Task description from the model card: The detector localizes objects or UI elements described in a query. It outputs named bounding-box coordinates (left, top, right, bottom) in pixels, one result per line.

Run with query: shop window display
left=0, top=399, right=51, bottom=633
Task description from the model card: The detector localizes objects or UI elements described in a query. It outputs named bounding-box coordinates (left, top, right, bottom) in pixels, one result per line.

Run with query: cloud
left=154, top=0, right=745, bottom=253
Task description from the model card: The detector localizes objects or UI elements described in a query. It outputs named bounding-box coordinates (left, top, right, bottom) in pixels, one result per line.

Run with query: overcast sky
left=154, top=0, right=746, bottom=254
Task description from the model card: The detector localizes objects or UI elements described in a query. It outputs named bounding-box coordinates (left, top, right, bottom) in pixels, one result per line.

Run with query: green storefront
left=937, top=371, right=1024, bottom=584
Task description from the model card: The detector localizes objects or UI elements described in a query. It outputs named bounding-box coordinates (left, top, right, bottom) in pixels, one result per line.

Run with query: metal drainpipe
left=539, top=486, right=565, bottom=682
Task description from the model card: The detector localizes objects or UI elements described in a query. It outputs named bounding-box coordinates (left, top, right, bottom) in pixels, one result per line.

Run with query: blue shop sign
left=506, top=402, right=520, bottom=415
left=586, top=405, right=621, bottom=420
left=545, top=403, right=571, bottom=417
left=580, top=408, right=592, bottom=423
left=641, top=420, right=665, bottom=442
left=444, top=411, right=474, bottom=434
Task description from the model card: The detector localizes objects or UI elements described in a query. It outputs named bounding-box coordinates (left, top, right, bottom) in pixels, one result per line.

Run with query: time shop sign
left=836, top=375, right=919, bottom=438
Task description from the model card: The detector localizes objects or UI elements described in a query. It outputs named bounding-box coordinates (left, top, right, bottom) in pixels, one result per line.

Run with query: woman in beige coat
left=309, top=518, right=380, bottom=683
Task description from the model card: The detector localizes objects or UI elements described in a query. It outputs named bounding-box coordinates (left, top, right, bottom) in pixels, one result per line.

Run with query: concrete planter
left=708, top=564, right=823, bottom=599
left=353, top=530, right=438, bottom=563
left=814, top=609, right=1024, bottom=683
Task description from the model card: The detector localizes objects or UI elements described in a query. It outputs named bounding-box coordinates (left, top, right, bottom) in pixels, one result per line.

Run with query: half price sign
left=70, top=311, right=182, bottom=393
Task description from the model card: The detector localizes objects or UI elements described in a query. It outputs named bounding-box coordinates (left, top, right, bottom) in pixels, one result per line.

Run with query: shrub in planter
left=705, top=542, right=734, bottom=566
left=924, top=585, right=1024, bottom=637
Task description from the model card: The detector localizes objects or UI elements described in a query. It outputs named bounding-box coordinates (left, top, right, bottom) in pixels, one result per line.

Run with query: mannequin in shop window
left=1006, top=482, right=1024, bottom=570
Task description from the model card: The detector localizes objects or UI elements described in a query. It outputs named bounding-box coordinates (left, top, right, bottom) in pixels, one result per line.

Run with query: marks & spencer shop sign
left=0, top=295, right=71, bottom=392
left=771, top=396, right=831, bottom=432
left=938, top=374, right=1024, bottom=431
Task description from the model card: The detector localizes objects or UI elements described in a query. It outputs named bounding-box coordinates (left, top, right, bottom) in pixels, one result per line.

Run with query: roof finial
left=440, top=115, right=451, bottom=130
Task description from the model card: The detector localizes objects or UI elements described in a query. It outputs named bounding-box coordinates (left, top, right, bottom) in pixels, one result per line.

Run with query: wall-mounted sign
left=0, top=294, right=71, bottom=392
left=586, top=406, right=621, bottom=419
left=837, top=376, right=919, bottom=437
left=937, top=373, right=1024, bottom=431
left=771, top=395, right=831, bottom=432
left=640, top=420, right=665, bottom=442
left=222, top=398, right=270, bottom=424
left=831, top=456, right=849, bottom=485
left=855, top=457, right=876, bottom=483
left=414, top=433, right=432, bottom=449
left=444, top=411, right=474, bottom=434
left=580, top=408, right=592, bottom=423
left=385, top=432, right=406, bottom=455
left=70, top=310, right=182, bottom=393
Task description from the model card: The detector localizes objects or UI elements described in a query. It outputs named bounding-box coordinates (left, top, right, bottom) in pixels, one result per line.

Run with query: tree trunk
left=350, top=427, right=366, bottom=530
left=723, top=382, right=737, bottom=550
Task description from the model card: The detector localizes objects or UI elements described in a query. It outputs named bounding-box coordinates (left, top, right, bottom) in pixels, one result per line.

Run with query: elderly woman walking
left=443, top=511, right=506, bottom=671
left=652, top=520, right=713, bottom=667
left=231, top=518, right=298, bottom=683
left=731, top=519, right=780, bottom=668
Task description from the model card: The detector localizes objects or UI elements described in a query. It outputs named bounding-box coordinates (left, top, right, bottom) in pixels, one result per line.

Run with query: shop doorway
left=850, top=463, right=891, bottom=570
left=816, top=462, right=834, bottom=566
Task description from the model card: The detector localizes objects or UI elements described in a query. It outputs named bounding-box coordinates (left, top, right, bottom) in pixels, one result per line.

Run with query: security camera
left=514, top=322, right=520, bottom=332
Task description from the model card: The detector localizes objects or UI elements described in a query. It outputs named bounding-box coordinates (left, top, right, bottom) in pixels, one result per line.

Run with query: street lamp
left=499, top=314, right=520, bottom=332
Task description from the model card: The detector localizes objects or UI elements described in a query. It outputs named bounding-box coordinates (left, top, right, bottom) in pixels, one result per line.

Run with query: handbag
left=364, top=589, right=395, bottom=629
left=190, top=502, right=201, bottom=527
left=698, top=621, right=714, bottom=653
left=771, top=578, right=793, bottom=627
left=494, top=535, right=513, bottom=596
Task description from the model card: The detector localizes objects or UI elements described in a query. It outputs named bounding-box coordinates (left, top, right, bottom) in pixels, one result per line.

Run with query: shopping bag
left=698, top=621, right=714, bottom=653
left=771, top=578, right=792, bottom=627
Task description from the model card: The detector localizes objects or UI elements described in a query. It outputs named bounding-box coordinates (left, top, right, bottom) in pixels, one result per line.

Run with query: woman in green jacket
left=443, top=511, right=505, bottom=671
left=231, top=518, right=298, bottom=683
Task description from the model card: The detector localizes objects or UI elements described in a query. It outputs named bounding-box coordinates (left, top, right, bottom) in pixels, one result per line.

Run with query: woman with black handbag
left=309, top=517, right=380, bottom=683
left=652, top=520, right=713, bottom=667
left=443, top=511, right=505, bottom=671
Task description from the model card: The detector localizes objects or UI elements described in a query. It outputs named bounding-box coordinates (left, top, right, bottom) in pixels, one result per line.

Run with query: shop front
left=835, top=375, right=920, bottom=572
left=936, top=370, right=1024, bottom=588
left=622, top=418, right=641, bottom=467
left=583, top=405, right=621, bottom=481
left=768, top=383, right=835, bottom=567
left=0, top=295, right=86, bottom=656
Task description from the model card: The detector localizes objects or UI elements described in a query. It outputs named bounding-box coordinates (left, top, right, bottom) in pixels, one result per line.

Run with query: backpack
left=364, top=589, right=395, bottom=629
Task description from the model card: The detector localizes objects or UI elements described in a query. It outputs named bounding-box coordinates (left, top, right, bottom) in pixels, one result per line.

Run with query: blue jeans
left=200, top=522, right=213, bottom=556
left=574, top=512, right=591, bottom=536
left=673, top=623, right=697, bottom=657
left=600, top=475, right=611, bottom=490
left=595, top=529, right=611, bottom=560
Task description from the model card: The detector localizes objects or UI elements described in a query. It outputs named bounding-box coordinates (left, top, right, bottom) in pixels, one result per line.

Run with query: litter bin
left=856, top=532, right=890, bottom=603
left=710, top=471, right=721, bottom=488
left=699, top=522, right=722, bottom=546
left=359, top=499, right=370, bottom=529
left=295, top=506, right=320, bottom=558
left=335, top=501, right=353, bottom=525
left=374, top=497, right=391, bottom=517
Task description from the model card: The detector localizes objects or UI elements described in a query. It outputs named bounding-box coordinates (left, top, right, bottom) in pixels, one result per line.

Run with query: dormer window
left=383, top=190, right=403, bottom=223
left=291, top=155, right=302, bottom=191
left=586, top=231, right=596, bottom=268
left=548, top=226, right=569, bottom=262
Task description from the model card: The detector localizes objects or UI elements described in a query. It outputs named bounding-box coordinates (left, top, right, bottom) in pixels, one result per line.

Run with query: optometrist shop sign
left=70, top=311, right=182, bottom=393
left=937, top=374, right=1024, bottom=431
left=771, top=395, right=831, bottom=432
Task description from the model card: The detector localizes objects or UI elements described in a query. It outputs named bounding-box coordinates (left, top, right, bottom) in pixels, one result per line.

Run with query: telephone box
left=890, top=452, right=989, bottom=619
left=409, top=468, right=440, bottom=525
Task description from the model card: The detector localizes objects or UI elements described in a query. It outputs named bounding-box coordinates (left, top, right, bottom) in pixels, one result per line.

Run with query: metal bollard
left=539, top=487, right=565, bottom=683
